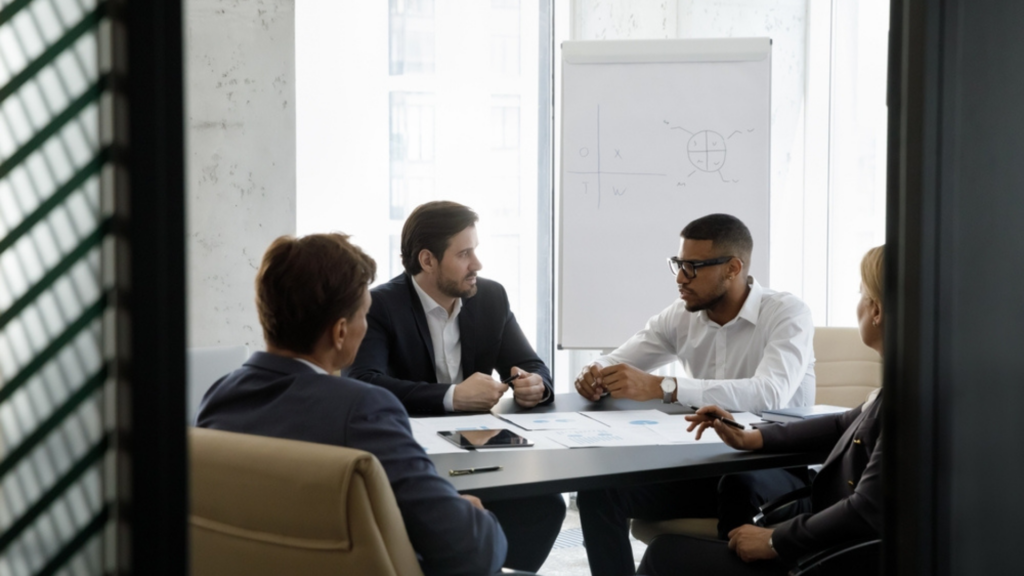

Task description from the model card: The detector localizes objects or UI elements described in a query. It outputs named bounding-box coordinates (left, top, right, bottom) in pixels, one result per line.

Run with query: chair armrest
left=788, top=538, right=881, bottom=576
left=752, top=486, right=813, bottom=526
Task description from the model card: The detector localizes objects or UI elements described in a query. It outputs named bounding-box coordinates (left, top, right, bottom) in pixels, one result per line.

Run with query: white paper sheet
left=541, top=427, right=663, bottom=448
left=644, top=411, right=760, bottom=444
left=498, top=412, right=600, bottom=431
left=410, top=428, right=467, bottom=454
left=579, top=410, right=683, bottom=428
left=409, top=415, right=512, bottom=454
left=409, top=415, right=571, bottom=452
left=410, top=414, right=511, bottom=432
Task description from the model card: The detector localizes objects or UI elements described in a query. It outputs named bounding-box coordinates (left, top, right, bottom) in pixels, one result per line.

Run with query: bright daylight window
left=297, top=0, right=553, bottom=364
left=298, top=1, right=890, bottom=390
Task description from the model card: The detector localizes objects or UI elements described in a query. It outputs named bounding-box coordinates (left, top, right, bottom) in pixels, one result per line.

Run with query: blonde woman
left=638, top=246, right=885, bottom=576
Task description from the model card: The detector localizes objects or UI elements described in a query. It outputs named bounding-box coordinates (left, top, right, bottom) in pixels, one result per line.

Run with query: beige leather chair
left=190, top=427, right=424, bottom=576
left=630, top=326, right=882, bottom=544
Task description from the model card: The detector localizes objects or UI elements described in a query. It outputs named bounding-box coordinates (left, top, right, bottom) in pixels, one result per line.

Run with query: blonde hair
left=860, top=245, right=885, bottom=304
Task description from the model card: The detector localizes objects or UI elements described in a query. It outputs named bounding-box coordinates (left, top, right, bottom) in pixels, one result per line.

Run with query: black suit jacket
left=347, top=273, right=554, bottom=415
left=195, top=352, right=507, bottom=576
left=757, top=397, right=883, bottom=561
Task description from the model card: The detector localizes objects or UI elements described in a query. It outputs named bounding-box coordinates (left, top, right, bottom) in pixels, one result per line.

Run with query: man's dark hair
left=400, top=201, right=479, bottom=275
left=255, top=233, right=376, bottom=354
left=681, top=213, right=753, bottom=270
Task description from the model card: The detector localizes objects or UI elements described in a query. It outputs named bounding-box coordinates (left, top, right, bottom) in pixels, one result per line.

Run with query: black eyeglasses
left=667, top=256, right=734, bottom=279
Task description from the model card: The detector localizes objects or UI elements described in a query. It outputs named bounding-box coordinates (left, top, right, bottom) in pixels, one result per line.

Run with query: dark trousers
left=578, top=469, right=808, bottom=576
left=483, top=493, right=566, bottom=572
left=636, top=534, right=790, bottom=576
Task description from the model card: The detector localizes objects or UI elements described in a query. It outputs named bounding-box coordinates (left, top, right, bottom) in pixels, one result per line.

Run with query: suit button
left=853, top=438, right=863, bottom=445
left=848, top=480, right=855, bottom=487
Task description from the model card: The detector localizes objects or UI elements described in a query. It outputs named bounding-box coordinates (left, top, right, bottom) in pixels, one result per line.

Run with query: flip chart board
left=559, top=38, right=771, bottom=349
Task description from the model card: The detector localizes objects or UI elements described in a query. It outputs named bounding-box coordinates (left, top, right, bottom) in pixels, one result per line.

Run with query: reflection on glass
left=389, top=0, right=435, bottom=75
left=490, top=95, right=521, bottom=219
left=297, top=1, right=546, bottom=368
left=390, top=92, right=436, bottom=220
left=490, top=0, right=520, bottom=76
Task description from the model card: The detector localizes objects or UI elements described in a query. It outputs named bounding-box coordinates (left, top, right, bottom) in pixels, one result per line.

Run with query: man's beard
left=683, top=275, right=729, bottom=313
left=438, top=273, right=478, bottom=299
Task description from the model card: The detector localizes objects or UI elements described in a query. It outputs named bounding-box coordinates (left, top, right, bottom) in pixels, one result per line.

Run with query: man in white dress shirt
left=573, top=213, right=816, bottom=576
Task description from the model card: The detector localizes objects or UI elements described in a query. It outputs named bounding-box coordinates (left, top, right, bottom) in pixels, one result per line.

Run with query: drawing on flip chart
left=567, top=105, right=666, bottom=208
left=666, top=122, right=755, bottom=184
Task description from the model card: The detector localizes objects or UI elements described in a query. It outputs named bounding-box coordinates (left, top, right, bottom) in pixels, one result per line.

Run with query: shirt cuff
left=673, top=376, right=703, bottom=407
left=443, top=384, right=456, bottom=412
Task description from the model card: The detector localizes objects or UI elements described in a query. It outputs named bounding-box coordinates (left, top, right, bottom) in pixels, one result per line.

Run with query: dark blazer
left=195, top=352, right=507, bottom=576
left=348, top=273, right=554, bottom=415
left=757, top=397, right=883, bottom=561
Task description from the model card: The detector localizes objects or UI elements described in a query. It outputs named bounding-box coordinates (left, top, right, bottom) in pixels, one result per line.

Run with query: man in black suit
left=348, top=201, right=565, bottom=571
left=196, top=233, right=507, bottom=576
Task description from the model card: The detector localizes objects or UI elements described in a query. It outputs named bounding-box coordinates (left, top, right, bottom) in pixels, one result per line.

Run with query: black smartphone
left=437, top=428, right=534, bottom=449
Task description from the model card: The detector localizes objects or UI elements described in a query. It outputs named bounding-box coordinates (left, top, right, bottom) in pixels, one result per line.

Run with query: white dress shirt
left=295, top=358, right=328, bottom=375
left=596, top=277, right=816, bottom=414
left=412, top=277, right=463, bottom=412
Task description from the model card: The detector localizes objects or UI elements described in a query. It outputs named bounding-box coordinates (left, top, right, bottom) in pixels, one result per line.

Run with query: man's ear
left=418, top=248, right=436, bottom=274
left=727, top=257, right=743, bottom=280
left=332, top=317, right=348, bottom=350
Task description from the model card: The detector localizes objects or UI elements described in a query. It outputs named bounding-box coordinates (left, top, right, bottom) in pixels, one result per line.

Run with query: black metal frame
left=884, top=0, right=946, bottom=574
left=112, top=0, right=188, bottom=573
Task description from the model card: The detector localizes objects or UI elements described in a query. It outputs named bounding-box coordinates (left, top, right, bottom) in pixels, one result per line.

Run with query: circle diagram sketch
left=687, top=130, right=727, bottom=173
left=667, top=123, right=754, bottom=184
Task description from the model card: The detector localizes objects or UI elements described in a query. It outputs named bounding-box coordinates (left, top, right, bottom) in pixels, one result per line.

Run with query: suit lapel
left=821, top=399, right=881, bottom=469
left=458, top=300, right=476, bottom=378
left=403, top=275, right=437, bottom=368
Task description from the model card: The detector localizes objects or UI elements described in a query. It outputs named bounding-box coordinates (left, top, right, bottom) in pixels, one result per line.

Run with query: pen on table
left=449, top=466, right=503, bottom=477
left=688, top=405, right=746, bottom=430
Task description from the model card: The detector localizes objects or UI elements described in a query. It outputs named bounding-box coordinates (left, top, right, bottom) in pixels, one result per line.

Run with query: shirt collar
left=695, top=275, right=762, bottom=327
left=294, top=357, right=328, bottom=375
left=736, top=276, right=763, bottom=326
left=411, top=274, right=462, bottom=319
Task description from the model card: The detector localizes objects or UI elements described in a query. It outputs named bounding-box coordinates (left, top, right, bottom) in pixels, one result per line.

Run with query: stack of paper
left=407, top=410, right=762, bottom=452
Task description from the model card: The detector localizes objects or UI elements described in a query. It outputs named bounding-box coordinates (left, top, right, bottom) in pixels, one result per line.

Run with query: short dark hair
left=400, top=201, right=479, bottom=275
left=255, top=233, right=376, bottom=354
left=680, top=214, right=753, bottom=270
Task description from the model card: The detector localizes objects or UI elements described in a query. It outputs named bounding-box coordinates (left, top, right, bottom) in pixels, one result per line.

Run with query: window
left=297, top=1, right=551, bottom=361
left=554, top=1, right=891, bottom=390
left=389, top=91, right=436, bottom=220
left=389, top=0, right=435, bottom=76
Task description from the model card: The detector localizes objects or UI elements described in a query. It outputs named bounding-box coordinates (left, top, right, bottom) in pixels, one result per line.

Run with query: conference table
left=427, top=394, right=826, bottom=500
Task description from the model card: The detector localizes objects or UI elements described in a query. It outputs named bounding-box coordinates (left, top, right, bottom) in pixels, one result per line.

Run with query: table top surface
left=426, top=394, right=825, bottom=499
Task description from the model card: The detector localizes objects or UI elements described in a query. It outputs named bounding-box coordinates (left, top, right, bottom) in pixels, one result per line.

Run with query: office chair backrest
left=187, top=345, right=248, bottom=423
left=813, top=327, right=882, bottom=408
left=189, top=427, right=424, bottom=576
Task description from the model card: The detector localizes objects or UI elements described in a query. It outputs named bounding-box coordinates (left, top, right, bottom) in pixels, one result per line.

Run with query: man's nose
left=676, top=268, right=690, bottom=285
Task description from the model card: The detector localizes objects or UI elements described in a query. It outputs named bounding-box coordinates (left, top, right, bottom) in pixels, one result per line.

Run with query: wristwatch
left=660, top=377, right=677, bottom=404
left=768, top=536, right=776, bottom=554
